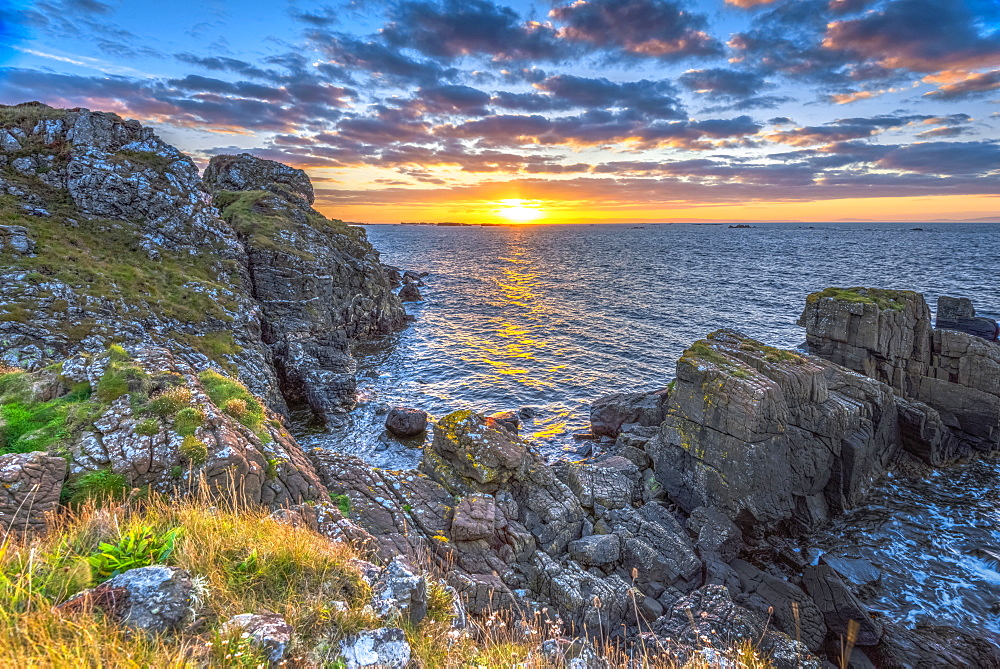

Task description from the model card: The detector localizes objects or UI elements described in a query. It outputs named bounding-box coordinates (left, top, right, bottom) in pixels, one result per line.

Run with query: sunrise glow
left=496, top=200, right=545, bottom=223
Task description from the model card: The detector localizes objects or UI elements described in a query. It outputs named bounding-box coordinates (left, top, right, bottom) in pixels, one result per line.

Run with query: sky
left=0, top=0, right=998, bottom=224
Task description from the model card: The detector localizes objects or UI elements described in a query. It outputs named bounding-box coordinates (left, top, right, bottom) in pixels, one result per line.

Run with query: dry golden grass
left=0, top=492, right=774, bottom=668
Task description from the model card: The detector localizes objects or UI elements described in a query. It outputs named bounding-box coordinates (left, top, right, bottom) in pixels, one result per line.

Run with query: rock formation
left=799, top=287, right=1000, bottom=463
left=0, top=103, right=404, bottom=423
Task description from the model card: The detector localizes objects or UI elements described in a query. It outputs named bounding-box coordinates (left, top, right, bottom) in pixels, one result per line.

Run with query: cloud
left=550, top=0, right=722, bottom=59
left=924, top=70, right=1000, bottom=100
left=679, top=68, right=771, bottom=98
left=875, top=140, right=1000, bottom=175
left=822, top=0, right=1000, bottom=72
left=534, top=74, right=685, bottom=119
left=766, top=114, right=933, bottom=146
left=309, top=33, right=457, bottom=86
left=381, top=0, right=562, bottom=61
left=725, top=0, right=780, bottom=7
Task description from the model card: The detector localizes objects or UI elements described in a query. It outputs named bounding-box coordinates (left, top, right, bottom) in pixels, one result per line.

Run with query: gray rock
left=203, top=152, right=314, bottom=205
left=538, top=638, right=608, bottom=669
left=569, top=534, right=621, bottom=567
left=732, top=559, right=827, bottom=651
left=937, top=295, right=998, bottom=341
left=451, top=494, right=496, bottom=542
left=687, top=506, right=742, bottom=562
left=222, top=613, right=293, bottom=664
left=384, top=407, right=428, bottom=437
left=565, top=456, right=639, bottom=509
left=0, top=451, right=67, bottom=534
left=591, top=389, right=669, bottom=438
left=339, top=627, right=411, bottom=669
left=802, top=564, right=882, bottom=646
left=69, top=566, right=194, bottom=634
left=398, top=283, right=422, bottom=302
left=372, top=557, right=428, bottom=624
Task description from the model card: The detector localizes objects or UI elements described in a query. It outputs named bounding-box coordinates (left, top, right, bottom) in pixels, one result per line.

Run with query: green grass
left=807, top=287, right=913, bottom=312
left=330, top=493, right=351, bottom=516
left=113, top=150, right=175, bottom=172
left=62, top=469, right=128, bottom=507
left=179, top=435, right=208, bottom=466
left=198, top=370, right=265, bottom=433
left=173, top=407, right=204, bottom=437
left=0, top=374, right=94, bottom=455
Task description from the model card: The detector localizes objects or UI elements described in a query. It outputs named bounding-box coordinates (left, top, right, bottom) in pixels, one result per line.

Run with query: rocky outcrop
left=937, top=295, right=999, bottom=341
left=221, top=614, right=294, bottom=664
left=204, top=153, right=405, bottom=419
left=646, top=329, right=897, bottom=534
left=0, top=450, right=67, bottom=533
left=61, top=566, right=194, bottom=634
left=799, top=287, right=1000, bottom=463
left=590, top=389, right=669, bottom=438
left=0, top=103, right=404, bottom=426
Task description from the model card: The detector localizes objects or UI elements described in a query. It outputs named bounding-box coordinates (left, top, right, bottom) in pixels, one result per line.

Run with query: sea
left=295, top=220, right=1000, bottom=634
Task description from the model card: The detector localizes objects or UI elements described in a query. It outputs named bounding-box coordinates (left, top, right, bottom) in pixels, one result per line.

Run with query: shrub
left=135, top=418, right=160, bottom=436
left=199, top=370, right=265, bottom=431
left=173, top=407, right=205, bottom=437
left=146, top=386, right=192, bottom=418
left=180, top=434, right=208, bottom=466
left=330, top=493, right=351, bottom=516
left=87, top=525, right=182, bottom=581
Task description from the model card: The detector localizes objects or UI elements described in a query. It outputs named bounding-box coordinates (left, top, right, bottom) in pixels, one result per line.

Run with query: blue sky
left=1, top=0, right=999, bottom=222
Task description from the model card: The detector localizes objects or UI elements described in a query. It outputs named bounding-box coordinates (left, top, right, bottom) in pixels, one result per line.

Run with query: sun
left=496, top=199, right=544, bottom=223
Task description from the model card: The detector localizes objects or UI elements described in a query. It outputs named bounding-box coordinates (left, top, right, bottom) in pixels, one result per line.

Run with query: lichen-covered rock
left=422, top=409, right=528, bottom=492
left=371, top=557, right=429, bottom=624
left=221, top=613, right=293, bottom=664
left=0, top=450, right=67, bottom=533
left=647, top=329, right=897, bottom=533
left=569, top=534, right=621, bottom=566
left=65, top=565, right=193, bottom=634
left=687, top=505, right=742, bottom=562
left=339, top=627, right=411, bottom=669
left=203, top=153, right=314, bottom=205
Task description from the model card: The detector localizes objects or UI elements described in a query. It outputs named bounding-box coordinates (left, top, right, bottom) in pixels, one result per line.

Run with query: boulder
left=451, top=494, right=496, bottom=542
left=590, top=389, right=669, bottom=438
left=399, top=283, right=422, bottom=302
left=936, top=296, right=998, bottom=341
left=565, top=456, right=640, bottom=510
left=422, top=410, right=528, bottom=492
left=732, top=559, right=827, bottom=651
left=654, top=585, right=821, bottom=669
left=384, top=407, right=428, bottom=437
left=60, top=566, right=193, bottom=634
left=486, top=410, right=520, bottom=434
left=538, top=638, right=608, bottom=669
left=339, top=627, right=411, bottom=669
left=802, top=565, right=882, bottom=646
left=221, top=614, right=293, bottom=664
left=0, top=451, right=67, bottom=533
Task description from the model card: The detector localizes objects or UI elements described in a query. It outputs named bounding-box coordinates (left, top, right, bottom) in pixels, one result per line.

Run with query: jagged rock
left=61, top=566, right=193, bottom=634
left=937, top=296, right=998, bottom=341
left=398, top=283, right=422, bottom=302
left=867, top=620, right=1000, bottom=668
left=820, top=555, right=880, bottom=589
left=486, top=410, right=520, bottom=434
left=654, top=585, right=821, bottom=669
left=647, top=329, right=897, bottom=533
left=569, top=534, right=621, bottom=567
left=802, top=564, right=882, bottom=646
left=0, top=105, right=403, bottom=427
left=339, top=627, right=411, bottom=669
left=205, top=153, right=405, bottom=421
left=384, top=407, right=428, bottom=437
left=371, top=557, right=428, bottom=624
left=565, top=456, right=640, bottom=510
left=604, top=503, right=701, bottom=593
left=221, top=614, right=293, bottom=664
left=203, top=153, right=314, bottom=205
left=687, top=506, right=742, bottom=562
left=732, top=559, right=827, bottom=651
left=590, top=389, right=669, bottom=438
left=451, top=494, right=496, bottom=542
left=800, top=288, right=1000, bottom=459
left=0, top=451, right=67, bottom=533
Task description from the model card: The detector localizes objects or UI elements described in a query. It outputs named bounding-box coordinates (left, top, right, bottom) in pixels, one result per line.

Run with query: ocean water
left=295, top=220, right=1000, bottom=635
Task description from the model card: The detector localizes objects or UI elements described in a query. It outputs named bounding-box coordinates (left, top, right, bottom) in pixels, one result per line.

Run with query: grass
left=198, top=370, right=265, bottom=434
left=0, top=491, right=776, bottom=668
left=0, top=371, right=94, bottom=455
left=0, top=102, right=70, bottom=131
left=806, top=287, right=914, bottom=312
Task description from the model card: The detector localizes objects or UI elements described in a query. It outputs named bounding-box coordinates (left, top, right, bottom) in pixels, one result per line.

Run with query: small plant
left=95, top=347, right=150, bottom=403
left=146, top=386, right=192, bottom=418
left=199, top=370, right=265, bottom=431
left=173, top=407, right=205, bottom=437
left=330, top=493, right=351, bottom=516
left=205, top=627, right=270, bottom=668
left=403, top=504, right=413, bottom=513
left=135, top=418, right=160, bottom=436
left=169, top=465, right=183, bottom=479
left=425, top=581, right=456, bottom=623
left=87, top=525, right=182, bottom=581
left=180, top=434, right=209, bottom=466
left=264, top=458, right=281, bottom=479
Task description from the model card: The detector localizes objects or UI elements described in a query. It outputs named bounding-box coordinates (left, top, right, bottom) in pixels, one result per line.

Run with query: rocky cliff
left=799, top=287, right=1000, bottom=464
left=0, top=102, right=404, bottom=420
